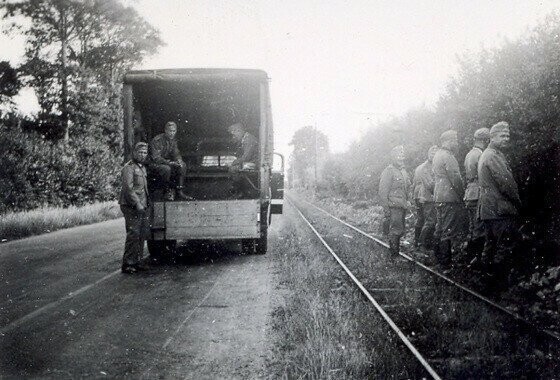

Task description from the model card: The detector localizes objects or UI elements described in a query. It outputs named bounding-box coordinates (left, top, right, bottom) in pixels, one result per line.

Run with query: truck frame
left=122, top=68, right=284, bottom=255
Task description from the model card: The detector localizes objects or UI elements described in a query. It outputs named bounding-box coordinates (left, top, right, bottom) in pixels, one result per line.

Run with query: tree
left=2, top=0, right=164, bottom=141
left=0, top=60, right=21, bottom=117
left=289, top=125, right=329, bottom=188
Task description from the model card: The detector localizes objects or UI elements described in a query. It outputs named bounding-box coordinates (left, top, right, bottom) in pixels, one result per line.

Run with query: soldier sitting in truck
left=148, top=121, right=191, bottom=201
left=227, top=122, right=259, bottom=198
left=227, top=122, right=258, bottom=171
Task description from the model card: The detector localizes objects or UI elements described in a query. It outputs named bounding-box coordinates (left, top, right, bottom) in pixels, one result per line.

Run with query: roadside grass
left=0, top=201, right=121, bottom=242
left=307, top=189, right=560, bottom=334
left=289, top=191, right=560, bottom=377
left=269, top=206, right=424, bottom=379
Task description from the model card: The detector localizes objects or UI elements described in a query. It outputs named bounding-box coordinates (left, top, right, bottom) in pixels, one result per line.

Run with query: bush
left=0, top=124, right=120, bottom=213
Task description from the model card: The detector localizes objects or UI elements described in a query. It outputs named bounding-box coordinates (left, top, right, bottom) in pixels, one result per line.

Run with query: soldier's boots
left=164, top=188, right=175, bottom=201
left=435, top=239, right=452, bottom=268
left=176, top=187, right=194, bottom=201
left=413, top=226, right=422, bottom=248
left=389, top=236, right=400, bottom=257
left=467, top=237, right=485, bottom=257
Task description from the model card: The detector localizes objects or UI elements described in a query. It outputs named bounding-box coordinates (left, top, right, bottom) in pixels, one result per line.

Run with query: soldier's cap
left=135, top=142, right=148, bottom=151
left=390, top=145, right=404, bottom=159
left=474, top=127, right=490, bottom=140
left=428, top=145, right=439, bottom=155
left=490, top=121, right=509, bottom=137
left=440, top=130, right=458, bottom=144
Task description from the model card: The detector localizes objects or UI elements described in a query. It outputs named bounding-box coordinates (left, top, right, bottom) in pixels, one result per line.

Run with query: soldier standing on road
left=378, top=145, right=411, bottom=257
left=412, top=145, right=439, bottom=250
left=478, top=122, right=521, bottom=277
left=119, top=142, right=150, bottom=274
left=464, top=127, right=490, bottom=258
left=148, top=121, right=190, bottom=201
left=432, top=130, right=465, bottom=267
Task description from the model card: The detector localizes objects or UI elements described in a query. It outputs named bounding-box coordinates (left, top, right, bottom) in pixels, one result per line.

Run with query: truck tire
left=147, top=240, right=176, bottom=258
left=241, top=239, right=255, bottom=254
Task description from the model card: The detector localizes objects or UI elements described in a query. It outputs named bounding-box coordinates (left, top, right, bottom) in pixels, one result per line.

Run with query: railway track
left=288, top=194, right=560, bottom=379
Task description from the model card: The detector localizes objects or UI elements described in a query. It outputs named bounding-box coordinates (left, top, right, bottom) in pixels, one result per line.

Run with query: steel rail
left=294, top=195, right=560, bottom=342
left=287, top=197, right=442, bottom=380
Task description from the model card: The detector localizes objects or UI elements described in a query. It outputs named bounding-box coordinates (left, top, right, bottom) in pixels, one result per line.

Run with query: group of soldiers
left=379, top=121, right=520, bottom=276
left=117, top=121, right=258, bottom=273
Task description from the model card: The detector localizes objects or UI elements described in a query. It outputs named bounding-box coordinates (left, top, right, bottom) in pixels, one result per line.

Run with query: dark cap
left=134, top=142, right=148, bottom=151
left=428, top=145, right=439, bottom=155
left=490, top=121, right=509, bottom=137
left=440, top=130, right=457, bottom=144
left=474, top=127, right=490, bottom=140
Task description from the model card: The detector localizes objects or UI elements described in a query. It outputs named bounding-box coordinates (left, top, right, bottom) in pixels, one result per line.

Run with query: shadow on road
left=144, top=240, right=253, bottom=271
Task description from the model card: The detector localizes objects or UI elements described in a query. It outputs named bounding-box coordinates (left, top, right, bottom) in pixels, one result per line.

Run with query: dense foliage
left=311, top=12, right=560, bottom=244
left=0, top=0, right=163, bottom=212
left=0, top=125, right=120, bottom=212
left=2, top=0, right=164, bottom=140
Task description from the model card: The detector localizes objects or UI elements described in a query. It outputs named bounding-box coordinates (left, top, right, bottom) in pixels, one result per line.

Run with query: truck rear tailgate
left=151, top=200, right=261, bottom=240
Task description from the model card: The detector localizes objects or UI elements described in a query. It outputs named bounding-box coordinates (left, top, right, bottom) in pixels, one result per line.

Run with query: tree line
left=294, top=11, right=560, bottom=253
left=0, top=0, right=164, bottom=213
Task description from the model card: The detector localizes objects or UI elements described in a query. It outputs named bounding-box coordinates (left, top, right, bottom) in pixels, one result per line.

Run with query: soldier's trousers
left=148, top=163, right=186, bottom=189
left=384, top=207, right=406, bottom=238
left=465, top=200, right=485, bottom=241
left=417, top=202, right=436, bottom=248
left=121, top=205, right=148, bottom=267
left=434, top=203, right=464, bottom=243
left=481, top=218, right=517, bottom=266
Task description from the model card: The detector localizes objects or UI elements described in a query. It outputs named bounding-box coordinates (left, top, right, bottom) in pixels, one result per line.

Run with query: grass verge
left=296, top=189, right=560, bottom=338
left=268, top=204, right=423, bottom=378
left=0, top=201, right=122, bottom=242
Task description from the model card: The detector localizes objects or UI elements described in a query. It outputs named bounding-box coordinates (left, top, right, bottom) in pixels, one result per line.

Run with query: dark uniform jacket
left=149, top=133, right=182, bottom=165
left=433, top=148, right=464, bottom=203
left=119, top=161, right=148, bottom=209
left=378, top=164, right=411, bottom=209
left=464, top=146, right=483, bottom=202
left=412, top=161, right=434, bottom=203
left=477, top=143, right=521, bottom=220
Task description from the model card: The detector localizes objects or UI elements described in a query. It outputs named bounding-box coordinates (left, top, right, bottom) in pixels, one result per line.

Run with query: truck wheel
left=147, top=240, right=176, bottom=258
left=241, top=239, right=255, bottom=254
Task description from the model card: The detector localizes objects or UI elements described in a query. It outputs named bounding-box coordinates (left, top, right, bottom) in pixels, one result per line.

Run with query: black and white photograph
left=1, top=0, right=560, bottom=378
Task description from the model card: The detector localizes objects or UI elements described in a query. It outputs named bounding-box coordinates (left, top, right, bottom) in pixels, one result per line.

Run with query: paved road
left=0, top=216, right=283, bottom=379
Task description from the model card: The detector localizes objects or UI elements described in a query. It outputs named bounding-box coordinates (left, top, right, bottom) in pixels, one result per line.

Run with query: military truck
left=122, top=68, right=284, bottom=255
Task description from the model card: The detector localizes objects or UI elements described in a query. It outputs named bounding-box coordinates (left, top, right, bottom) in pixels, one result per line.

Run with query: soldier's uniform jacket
left=412, top=161, right=434, bottom=203
left=433, top=148, right=464, bottom=203
left=477, top=143, right=521, bottom=220
left=378, top=164, right=411, bottom=209
left=119, top=161, right=148, bottom=209
left=149, top=133, right=182, bottom=165
left=464, top=146, right=483, bottom=202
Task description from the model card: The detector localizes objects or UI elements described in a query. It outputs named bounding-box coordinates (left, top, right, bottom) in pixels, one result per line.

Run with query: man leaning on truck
left=119, top=142, right=150, bottom=274
left=148, top=121, right=190, bottom=201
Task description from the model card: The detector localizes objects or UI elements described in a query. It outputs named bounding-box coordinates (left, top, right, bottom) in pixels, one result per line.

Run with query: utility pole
left=314, top=122, right=318, bottom=188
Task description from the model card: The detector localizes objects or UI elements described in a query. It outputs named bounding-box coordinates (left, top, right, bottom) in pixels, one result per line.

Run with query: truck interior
left=131, top=77, right=262, bottom=201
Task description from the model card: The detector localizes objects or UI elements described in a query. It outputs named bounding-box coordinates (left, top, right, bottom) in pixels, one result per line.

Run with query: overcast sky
left=3, top=0, right=560, bottom=155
